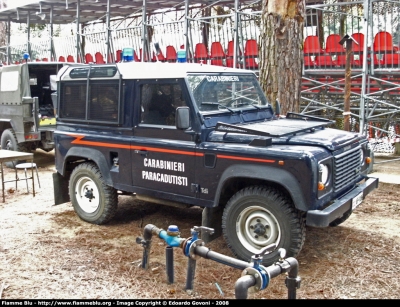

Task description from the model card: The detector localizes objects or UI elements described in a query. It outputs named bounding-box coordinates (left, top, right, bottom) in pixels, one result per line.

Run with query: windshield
left=187, top=73, right=269, bottom=112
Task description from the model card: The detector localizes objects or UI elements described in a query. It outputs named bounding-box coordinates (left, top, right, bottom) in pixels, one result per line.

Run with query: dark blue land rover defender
left=52, top=62, right=378, bottom=266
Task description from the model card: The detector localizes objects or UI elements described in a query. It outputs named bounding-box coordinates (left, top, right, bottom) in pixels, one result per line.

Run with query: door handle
left=134, top=150, right=148, bottom=156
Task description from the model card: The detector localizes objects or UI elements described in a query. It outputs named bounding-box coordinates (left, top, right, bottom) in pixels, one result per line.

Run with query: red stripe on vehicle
left=130, top=145, right=203, bottom=156
left=69, top=134, right=271, bottom=161
left=71, top=134, right=131, bottom=149
left=217, top=154, right=275, bottom=163
left=69, top=134, right=203, bottom=156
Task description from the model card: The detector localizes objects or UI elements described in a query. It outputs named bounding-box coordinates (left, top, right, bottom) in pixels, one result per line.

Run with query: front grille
left=333, top=146, right=361, bottom=191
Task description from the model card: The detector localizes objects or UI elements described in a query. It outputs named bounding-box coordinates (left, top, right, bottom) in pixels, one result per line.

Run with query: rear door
left=0, top=64, right=25, bottom=104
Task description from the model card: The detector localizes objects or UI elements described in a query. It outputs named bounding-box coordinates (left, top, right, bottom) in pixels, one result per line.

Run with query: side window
left=58, top=81, right=119, bottom=123
left=89, top=83, right=119, bottom=121
left=59, top=83, right=86, bottom=119
left=140, top=81, right=185, bottom=126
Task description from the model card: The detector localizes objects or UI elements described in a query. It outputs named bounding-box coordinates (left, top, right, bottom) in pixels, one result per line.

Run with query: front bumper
left=306, top=177, right=379, bottom=227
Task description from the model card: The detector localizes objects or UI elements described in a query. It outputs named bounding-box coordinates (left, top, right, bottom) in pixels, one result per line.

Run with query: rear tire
left=69, top=162, right=118, bottom=224
left=0, top=128, right=30, bottom=168
left=222, top=186, right=306, bottom=266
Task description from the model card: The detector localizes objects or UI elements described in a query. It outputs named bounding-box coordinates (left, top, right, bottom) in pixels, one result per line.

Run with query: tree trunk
left=259, top=0, right=305, bottom=115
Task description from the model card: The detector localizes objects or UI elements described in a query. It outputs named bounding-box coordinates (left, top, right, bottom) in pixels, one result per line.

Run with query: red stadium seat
left=194, top=43, right=208, bottom=63
left=382, top=46, right=399, bottom=66
left=166, top=45, right=177, bottom=62
left=226, top=40, right=242, bottom=68
left=351, top=33, right=365, bottom=67
left=116, top=50, right=122, bottom=62
left=210, top=41, right=225, bottom=66
left=244, top=39, right=258, bottom=69
left=134, top=50, right=140, bottom=62
left=304, top=35, right=323, bottom=55
left=315, top=54, right=334, bottom=67
left=304, top=55, right=316, bottom=68
left=153, top=50, right=166, bottom=62
left=85, top=53, right=94, bottom=63
left=330, top=34, right=360, bottom=67
left=334, top=54, right=355, bottom=67
left=351, top=33, right=365, bottom=53
left=374, top=31, right=393, bottom=52
left=95, top=52, right=106, bottom=64
left=325, top=34, right=345, bottom=54
left=373, top=31, right=395, bottom=67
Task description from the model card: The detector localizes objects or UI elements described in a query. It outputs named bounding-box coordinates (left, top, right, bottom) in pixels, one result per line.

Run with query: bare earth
left=0, top=150, right=399, bottom=300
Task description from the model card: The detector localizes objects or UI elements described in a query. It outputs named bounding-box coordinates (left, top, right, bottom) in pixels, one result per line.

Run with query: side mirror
left=176, top=106, right=190, bottom=130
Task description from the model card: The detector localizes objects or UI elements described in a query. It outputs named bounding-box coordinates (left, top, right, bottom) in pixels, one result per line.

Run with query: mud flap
left=52, top=172, right=70, bottom=205
left=201, top=207, right=223, bottom=243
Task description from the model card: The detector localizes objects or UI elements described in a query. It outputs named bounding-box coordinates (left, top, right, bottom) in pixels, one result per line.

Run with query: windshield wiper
left=201, top=102, right=235, bottom=113
left=244, top=103, right=262, bottom=110
left=227, top=101, right=262, bottom=109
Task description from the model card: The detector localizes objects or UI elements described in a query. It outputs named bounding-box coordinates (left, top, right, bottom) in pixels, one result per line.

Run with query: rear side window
left=59, top=81, right=120, bottom=123
left=89, top=83, right=119, bottom=121
left=59, top=83, right=87, bottom=119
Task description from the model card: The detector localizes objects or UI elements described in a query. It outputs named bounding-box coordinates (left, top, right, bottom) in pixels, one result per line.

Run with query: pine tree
left=259, top=0, right=305, bottom=115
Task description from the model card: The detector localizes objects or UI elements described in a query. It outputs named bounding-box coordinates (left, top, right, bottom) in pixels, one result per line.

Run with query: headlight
left=319, top=163, right=329, bottom=185
left=317, top=158, right=333, bottom=198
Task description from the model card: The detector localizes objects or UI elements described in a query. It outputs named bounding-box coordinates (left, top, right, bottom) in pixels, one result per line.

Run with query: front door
left=131, top=79, right=197, bottom=203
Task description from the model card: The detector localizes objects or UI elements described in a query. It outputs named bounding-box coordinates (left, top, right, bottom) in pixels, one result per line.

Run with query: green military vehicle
left=0, top=62, right=65, bottom=166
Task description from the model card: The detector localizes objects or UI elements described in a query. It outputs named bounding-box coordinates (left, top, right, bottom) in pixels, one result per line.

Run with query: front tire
left=222, top=186, right=306, bottom=266
left=69, top=162, right=118, bottom=224
left=0, top=128, right=29, bottom=168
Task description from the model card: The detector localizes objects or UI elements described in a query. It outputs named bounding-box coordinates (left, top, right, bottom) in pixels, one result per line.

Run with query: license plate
left=352, top=192, right=363, bottom=210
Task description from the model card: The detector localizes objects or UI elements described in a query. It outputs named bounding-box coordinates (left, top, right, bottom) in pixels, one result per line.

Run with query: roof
left=116, top=61, right=254, bottom=79
left=58, top=61, right=255, bottom=81
left=0, top=0, right=256, bottom=25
